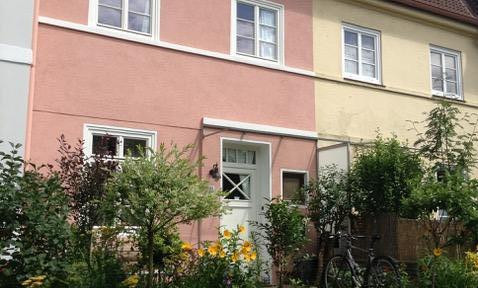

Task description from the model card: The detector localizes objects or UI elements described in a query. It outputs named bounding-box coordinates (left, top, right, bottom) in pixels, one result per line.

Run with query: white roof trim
left=203, top=117, right=317, bottom=140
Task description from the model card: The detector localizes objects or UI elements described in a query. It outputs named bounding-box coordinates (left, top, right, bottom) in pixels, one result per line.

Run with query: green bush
left=252, top=199, right=309, bottom=287
left=350, top=135, right=423, bottom=216
left=417, top=255, right=478, bottom=288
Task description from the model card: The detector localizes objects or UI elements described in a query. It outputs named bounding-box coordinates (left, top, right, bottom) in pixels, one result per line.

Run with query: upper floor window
left=97, top=0, right=153, bottom=35
left=84, top=124, right=157, bottom=159
left=234, top=0, right=283, bottom=62
left=342, top=24, right=381, bottom=84
left=430, top=46, right=462, bottom=100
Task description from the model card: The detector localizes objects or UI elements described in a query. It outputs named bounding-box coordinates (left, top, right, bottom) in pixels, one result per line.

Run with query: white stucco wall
left=0, top=0, right=34, bottom=155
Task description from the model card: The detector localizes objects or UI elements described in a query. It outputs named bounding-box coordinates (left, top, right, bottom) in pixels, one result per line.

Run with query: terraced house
left=22, top=0, right=317, bottom=244
left=1, top=0, right=477, bottom=247
left=314, top=0, right=478, bottom=170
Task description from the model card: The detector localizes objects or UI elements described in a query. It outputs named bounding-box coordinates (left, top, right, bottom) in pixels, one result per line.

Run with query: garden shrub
left=172, top=226, right=262, bottom=288
left=252, top=199, right=309, bottom=287
left=417, top=254, right=478, bottom=288
left=350, top=135, right=423, bottom=216
left=106, top=143, right=224, bottom=288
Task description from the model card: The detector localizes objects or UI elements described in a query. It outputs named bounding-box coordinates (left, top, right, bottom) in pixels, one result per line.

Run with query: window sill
left=343, top=75, right=384, bottom=87
left=431, top=94, right=465, bottom=103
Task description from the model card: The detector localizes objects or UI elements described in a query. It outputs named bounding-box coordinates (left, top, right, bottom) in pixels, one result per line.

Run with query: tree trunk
left=147, top=230, right=154, bottom=288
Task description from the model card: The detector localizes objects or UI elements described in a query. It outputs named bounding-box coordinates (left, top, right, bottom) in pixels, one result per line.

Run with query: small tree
left=55, top=135, right=118, bottom=265
left=252, top=199, right=308, bottom=287
left=106, top=143, right=223, bottom=288
left=304, top=165, right=352, bottom=281
left=350, top=135, right=423, bottom=216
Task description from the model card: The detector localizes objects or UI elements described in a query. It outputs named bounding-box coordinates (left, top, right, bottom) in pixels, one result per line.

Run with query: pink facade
left=29, top=0, right=317, bottom=246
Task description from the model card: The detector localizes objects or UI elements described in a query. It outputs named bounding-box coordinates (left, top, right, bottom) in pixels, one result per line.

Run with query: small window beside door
left=282, top=170, right=308, bottom=205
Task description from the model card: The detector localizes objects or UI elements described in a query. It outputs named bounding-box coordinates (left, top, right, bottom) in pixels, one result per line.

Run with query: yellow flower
left=208, top=244, right=219, bottom=256
left=433, top=248, right=442, bottom=257
left=238, top=225, right=246, bottom=234
left=466, top=251, right=478, bottom=270
left=231, top=251, right=239, bottom=263
left=241, top=240, right=252, bottom=253
left=181, top=241, right=193, bottom=251
left=223, top=229, right=232, bottom=239
left=21, top=279, right=33, bottom=287
left=197, top=248, right=205, bottom=257
left=244, top=253, right=252, bottom=262
left=30, top=276, right=46, bottom=282
left=250, top=251, right=257, bottom=261
left=219, top=250, right=226, bottom=258
left=121, top=275, right=140, bottom=288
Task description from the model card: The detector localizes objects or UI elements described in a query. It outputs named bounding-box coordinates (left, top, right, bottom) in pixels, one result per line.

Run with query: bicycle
left=322, top=232, right=401, bottom=288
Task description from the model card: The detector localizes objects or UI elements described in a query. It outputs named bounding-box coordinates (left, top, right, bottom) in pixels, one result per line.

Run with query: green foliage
left=403, top=102, right=478, bottom=250
left=252, top=199, right=308, bottom=287
left=410, top=101, right=478, bottom=173
left=172, top=227, right=262, bottom=288
left=417, top=255, right=478, bottom=288
left=304, top=165, right=351, bottom=280
left=350, top=135, right=423, bottom=216
left=106, top=143, right=224, bottom=288
left=0, top=142, right=72, bottom=287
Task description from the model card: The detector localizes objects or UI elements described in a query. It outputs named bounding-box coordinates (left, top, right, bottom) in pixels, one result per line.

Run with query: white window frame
left=83, top=124, right=157, bottom=159
left=231, top=0, right=285, bottom=64
left=342, top=23, right=382, bottom=85
left=88, top=0, right=160, bottom=39
left=280, top=169, right=309, bottom=205
left=429, top=45, right=463, bottom=100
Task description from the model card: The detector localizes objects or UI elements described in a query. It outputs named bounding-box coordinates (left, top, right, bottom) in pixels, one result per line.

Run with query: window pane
left=223, top=173, right=250, bottom=200
left=345, top=60, right=358, bottom=74
left=446, top=81, right=457, bottom=95
left=445, top=69, right=456, bottom=81
left=226, top=148, right=237, bottom=163
left=362, top=49, right=375, bottom=64
left=129, top=0, right=150, bottom=14
left=222, top=147, right=227, bottom=162
left=283, top=172, right=305, bottom=203
left=93, top=135, right=118, bottom=156
left=260, top=25, right=276, bottom=43
left=123, top=138, right=147, bottom=157
left=260, top=42, right=277, bottom=60
left=128, top=13, right=150, bottom=33
left=237, top=2, right=254, bottom=21
left=98, top=6, right=122, bottom=27
left=431, top=52, right=442, bottom=66
left=432, top=66, right=442, bottom=79
left=247, top=151, right=256, bottom=164
left=344, top=45, right=358, bottom=60
left=100, top=0, right=122, bottom=8
left=432, top=78, right=444, bottom=91
left=445, top=55, right=456, bottom=69
left=260, top=8, right=276, bottom=26
left=237, top=37, right=254, bottom=55
left=361, top=35, right=375, bottom=50
left=237, top=150, right=247, bottom=164
left=344, top=31, right=358, bottom=46
left=362, top=64, right=375, bottom=78
left=237, top=20, right=254, bottom=38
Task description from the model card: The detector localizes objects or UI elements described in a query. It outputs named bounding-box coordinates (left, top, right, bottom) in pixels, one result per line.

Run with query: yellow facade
left=313, top=0, right=478, bottom=148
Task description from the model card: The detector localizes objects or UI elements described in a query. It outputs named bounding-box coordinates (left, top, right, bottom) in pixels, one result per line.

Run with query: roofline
left=390, top=0, right=478, bottom=26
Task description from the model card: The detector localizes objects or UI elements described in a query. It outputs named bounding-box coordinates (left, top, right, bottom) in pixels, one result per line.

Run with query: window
left=97, top=0, right=153, bottom=35
left=430, top=46, right=462, bottom=100
left=234, top=0, right=283, bottom=62
left=84, top=124, right=156, bottom=159
left=281, top=170, right=308, bottom=204
left=222, top=147, right=256, bottom=165
left=342, top=24, right=381, bottom=84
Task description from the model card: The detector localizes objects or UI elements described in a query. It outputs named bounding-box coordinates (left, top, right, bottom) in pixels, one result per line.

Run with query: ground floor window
left=84, top=124, right=157, bottom=159
left=281, top=170, right=308, bottom=204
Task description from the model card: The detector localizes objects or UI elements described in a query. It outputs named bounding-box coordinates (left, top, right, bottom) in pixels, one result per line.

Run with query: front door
left=220, top=146, right=258, bottom=236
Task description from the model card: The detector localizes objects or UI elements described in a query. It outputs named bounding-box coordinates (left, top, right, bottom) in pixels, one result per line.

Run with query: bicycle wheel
left=323, top=255, right=355, bottom=288
left=367, top=256, right=401, bottom=288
